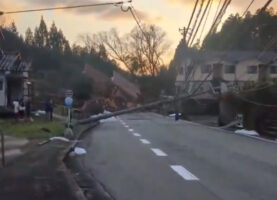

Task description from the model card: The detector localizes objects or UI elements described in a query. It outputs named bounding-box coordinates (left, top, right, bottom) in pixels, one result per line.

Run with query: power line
left=184, top=0, right=200, bottom=42
left=205, top=0, right=231, bottom=39
left=189, top=0, right=213, bottom=47
left=0, top=1, right=131, bottom=15
left=212, top=0, right=222, bottom=23
left=242, top=0, right=255, bottom=17
left=199, top=0, right=213, bottom=44
left=129, top=7, right=146, bottom=38
left=187, top=0, right=205, bottom=46
left=205, top=0, right=228, bottom=41
left=213, top=0, right=232, bottom=32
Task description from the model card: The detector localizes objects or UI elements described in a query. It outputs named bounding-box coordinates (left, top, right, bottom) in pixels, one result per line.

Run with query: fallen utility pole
left=78, top=89, right=213, bottom=124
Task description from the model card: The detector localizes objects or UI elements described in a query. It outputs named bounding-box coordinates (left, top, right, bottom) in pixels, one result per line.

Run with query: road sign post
left=64, top=90, right=73, bottom=128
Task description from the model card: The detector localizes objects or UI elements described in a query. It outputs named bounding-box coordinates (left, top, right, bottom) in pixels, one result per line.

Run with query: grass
left=55, top=105, right=67, bottom=117
left=0, top=118, right=64, bottom=139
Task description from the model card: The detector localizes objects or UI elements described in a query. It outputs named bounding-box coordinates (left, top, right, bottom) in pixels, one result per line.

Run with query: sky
left=0, top=0, right=276, bottom=64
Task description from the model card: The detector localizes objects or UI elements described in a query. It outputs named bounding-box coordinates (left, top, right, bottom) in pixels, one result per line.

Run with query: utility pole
left=259, top=0, right=273, bottom=13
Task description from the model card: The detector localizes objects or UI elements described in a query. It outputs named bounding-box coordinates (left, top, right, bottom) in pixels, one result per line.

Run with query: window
left=270, top=65, right=277, bottom=74
left=187, top=66, right=193, bottom=74
left=225, top=65, right=235, bottom=74
left=201, top=64, right=212, bottom=73
left=247, top=65, right=257, bottom=74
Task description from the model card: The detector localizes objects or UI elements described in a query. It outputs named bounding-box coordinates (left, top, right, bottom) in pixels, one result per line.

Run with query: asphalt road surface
left=78, top=112, right=277, bottom=200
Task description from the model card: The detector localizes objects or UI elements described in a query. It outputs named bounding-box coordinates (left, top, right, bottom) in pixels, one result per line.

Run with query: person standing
left=19, top=98, right=25, bottom=119
left=13, top=100, right=19, bottom=122
left=25, top=98, right=32, bottom=122
left=45, top=98, right=54, bottom=121
left=49, top=99, right=54, bottom=121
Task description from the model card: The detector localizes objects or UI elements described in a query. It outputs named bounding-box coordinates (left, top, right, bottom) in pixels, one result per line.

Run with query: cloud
left=0, top=0, right=23, bottom=26
left=168, top=0, right=195, bottom=6
left=99, top=6, right=150, bottom=22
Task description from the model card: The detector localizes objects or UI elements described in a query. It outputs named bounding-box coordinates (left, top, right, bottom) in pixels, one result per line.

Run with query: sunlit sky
left=0, top=0, right=276, bottom=63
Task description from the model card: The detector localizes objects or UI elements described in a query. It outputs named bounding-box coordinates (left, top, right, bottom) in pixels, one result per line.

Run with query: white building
left=175, top=51, right=277, bottom=96
left=0, top=51, right=31, bottom=109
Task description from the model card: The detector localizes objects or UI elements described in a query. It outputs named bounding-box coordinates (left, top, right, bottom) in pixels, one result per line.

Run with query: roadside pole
left=65, top=97, right=73, bottom=127
left=1, top=131, right=5, bottom=167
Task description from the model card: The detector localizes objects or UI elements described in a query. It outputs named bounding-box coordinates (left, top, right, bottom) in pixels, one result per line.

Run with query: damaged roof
left=0, top=51, right=31, bottom=72
left=187, top=50, right=277, bottom=65
left=112, top=71, right=141, bottom=100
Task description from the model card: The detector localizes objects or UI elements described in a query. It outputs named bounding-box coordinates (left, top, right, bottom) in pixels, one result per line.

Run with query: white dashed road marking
left=151, top=148, right=167, bottom=156
left=133, top=133, right=141, bottom=137
left=128, top=129, right=134, bottom=132
left=140, top=139, right=151, bottom=144
left=170, top=165, right=199, bottom=181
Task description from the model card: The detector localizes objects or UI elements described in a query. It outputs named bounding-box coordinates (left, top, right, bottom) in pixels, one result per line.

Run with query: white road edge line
left=140, top=139, right=151, bottom=144
left=170, top=165, right=199, bottom=181
left=151, top=148, right=167, bottom=156
left=133, top=133, right=141, bottom=137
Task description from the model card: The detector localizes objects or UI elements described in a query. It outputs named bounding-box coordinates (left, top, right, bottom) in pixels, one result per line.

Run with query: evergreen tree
left=9, top=21, right=18, bottom=35
left=34, top=16, right=49, bottom=48
left=98, top=44, right=108, bottom=59
left=25, top=27, right=34, bottom=46
left=48, top=22, right=60, bottom=50
left=203, top=8, right=277, bottom=51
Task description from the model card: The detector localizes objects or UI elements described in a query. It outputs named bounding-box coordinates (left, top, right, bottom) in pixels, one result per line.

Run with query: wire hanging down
left=0, top=1, right=132, bottom=15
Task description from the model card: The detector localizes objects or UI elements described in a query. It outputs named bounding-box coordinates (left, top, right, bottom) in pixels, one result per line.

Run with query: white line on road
left=128, top=129, right=134, bottom=132
left=151, top=148, right=167, bottom=156
left=170, top=165, right=199, bottom=181
left=124, top=125, right=129, bottom=128
left=140, top=139, right=151, bottom=144
left=133, top=133, right=141, bottom=137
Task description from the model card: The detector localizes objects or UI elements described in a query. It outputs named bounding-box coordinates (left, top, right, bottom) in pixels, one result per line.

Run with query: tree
left=72, top=77, right=93, bottom=101
left=129, top=24, right=170, bottom=76
left=48, top=22, right=60, bottom=50
left=9, top=21, right=18, bottom=35
left=98, top=44, right=108, bottom=60
left=34, top=16, right=49, bottom=48
left=78, top=33, right=97, bottom=55
left=90, top=25, right=170, bottom=76
left=203, top=8, right=277, bottom=51
left=25, top=27, right=34, bottom=46
left=93, top=29, right=132, bottom=73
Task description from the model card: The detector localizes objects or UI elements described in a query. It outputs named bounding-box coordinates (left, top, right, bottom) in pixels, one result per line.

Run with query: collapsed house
left=83, top=64, right=141, bottom=110
left=0, top=51, right=32, bottom=111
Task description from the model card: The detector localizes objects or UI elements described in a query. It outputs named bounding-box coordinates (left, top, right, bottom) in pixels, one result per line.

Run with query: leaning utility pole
left=259, top=0, right=273, bottom=13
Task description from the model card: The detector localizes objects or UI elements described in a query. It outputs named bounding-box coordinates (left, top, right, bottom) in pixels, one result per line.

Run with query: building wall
left=235, top=59, right=261, bottom=81
left=0, top=75, right=7, bottom=106
left=269, top=61, right=277, bottom=79
left=177, top=59, right=263, bottom=82
left=193, top=65, right=213, bottom=81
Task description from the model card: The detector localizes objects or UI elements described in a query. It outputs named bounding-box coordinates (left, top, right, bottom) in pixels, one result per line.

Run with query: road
left=77, top=112, right=277, bottom=200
